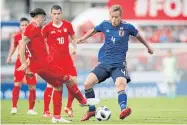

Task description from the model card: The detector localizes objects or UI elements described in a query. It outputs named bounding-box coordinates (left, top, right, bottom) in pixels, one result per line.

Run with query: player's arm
left=6, top=37, right=17, bottom=64
left=135, top=33, right=153, bottom=54
left=17, top=35, right=30, bottom=71
left=77, top=28, right=97, bottom=44
left=69, top=35, right=77, bottom=55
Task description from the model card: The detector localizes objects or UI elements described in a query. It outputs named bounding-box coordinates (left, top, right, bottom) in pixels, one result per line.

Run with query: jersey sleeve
left=94, top=21, right=105, bottom=32
left=128, top=23, right=138, bottom=36
left=68, top=23, right=75, bottom=36
left=24, top=25, right=37, bottom=40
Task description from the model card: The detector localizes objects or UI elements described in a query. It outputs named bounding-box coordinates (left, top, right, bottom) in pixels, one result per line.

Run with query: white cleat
left=10, top=107, right=17, bottom=114
left=52, top=117, right=71, bottom=123
left=27, top=109, right=38, bottom=115
left=80, top=98, right=100, bottom=106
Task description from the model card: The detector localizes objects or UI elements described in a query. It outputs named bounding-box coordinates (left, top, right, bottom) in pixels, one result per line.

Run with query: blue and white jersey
left=94, top=20, right=138, bottom=67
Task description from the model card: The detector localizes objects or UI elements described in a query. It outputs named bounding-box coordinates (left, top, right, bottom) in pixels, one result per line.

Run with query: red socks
left=67, top=86, right=75, bottom=108
left=29, top=90, right=36, bottom=110
left=12, top=86, right=20, bottom=108
left=44, top=87, right=53, bottom=112
left=53, top=90, right=62, bottom=118
left=66, top=84, right=86, bottom=104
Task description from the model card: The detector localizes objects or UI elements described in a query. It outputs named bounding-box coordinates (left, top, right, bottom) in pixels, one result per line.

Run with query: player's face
left=38, top=15, right=46, bottom=27
left=110, top=11, right=122, bottom=27
left=20, top=21, right=29, bottom=32
left=51, top=9, right=62, bottom=23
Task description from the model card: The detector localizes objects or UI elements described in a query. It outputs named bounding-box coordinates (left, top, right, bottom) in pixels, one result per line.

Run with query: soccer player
left=76, top=5, right=153, bottom=121
left=162, top=49, right=178, bottom=98
left=17, top=8, right=99, bottom=123
left=6, top=17, right=38, bottom=115
left=42, top=5, right=77, bottom=117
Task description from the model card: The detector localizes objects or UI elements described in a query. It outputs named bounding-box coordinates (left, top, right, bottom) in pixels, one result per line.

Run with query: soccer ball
left=95, top=106, right=111, bottom=121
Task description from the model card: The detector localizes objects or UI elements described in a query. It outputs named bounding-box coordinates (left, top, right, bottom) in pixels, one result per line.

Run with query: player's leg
left=11, top=82, right=22, bottom=114
left=111, top=66, right=131, bottom=120
left=26, top=75, right=38, bottom=115
left=81, top=64, right=110, bottom=121
left=11, top=61, right=24, bottom=114
left=171, top=82, right=177, bottom=98
left=43, top=83, right=53, bottom=117
left=65, top=66, right=77, bottom=117
left=37, top=64, right=99, bottom=106
left=51, top=85, right=71, bottom=123
left=167, top=82, right=176, bottom=99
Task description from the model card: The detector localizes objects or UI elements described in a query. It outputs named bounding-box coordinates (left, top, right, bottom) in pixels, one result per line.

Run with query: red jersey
left=14, top=32, right=22, bottom=48
left=24, top=22, right=48, bottom=63
left=42, top=20, right=75, bottom=58
left=14, top=32, right=30, bottom=58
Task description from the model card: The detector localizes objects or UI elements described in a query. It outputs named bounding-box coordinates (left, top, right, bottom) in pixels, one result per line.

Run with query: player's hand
left=76, top=38, right=84, bottom=44
left=25, top=68, right=34, bottom=78
left=26, top=58, right=30, bottom=66
left=70, top=47, right=76, bottom=55
left=6, top=57, right=11, bottom=64
left=148, top=48, right=153, bottom=55
left=17, top=62, right=28, bottom=71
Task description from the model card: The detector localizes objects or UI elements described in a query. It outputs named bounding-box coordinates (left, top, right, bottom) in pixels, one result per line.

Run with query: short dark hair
left=20, top=17, right=29, bottom=23
left=51, top=5, right=62, bottom=12
left=29, top=8, right=46, bottom=17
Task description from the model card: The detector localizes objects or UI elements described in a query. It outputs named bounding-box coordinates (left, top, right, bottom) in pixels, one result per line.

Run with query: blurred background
left=1, top=0, right=187, bottom=99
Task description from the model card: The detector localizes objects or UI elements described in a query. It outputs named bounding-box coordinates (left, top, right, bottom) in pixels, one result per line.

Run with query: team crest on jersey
left=63, top=28, right=67, bottom=32
left=119, top=27, right=125, bottom=37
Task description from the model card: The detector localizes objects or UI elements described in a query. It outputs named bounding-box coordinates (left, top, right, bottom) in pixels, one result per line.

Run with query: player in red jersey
left=42, top=5, right=77, bottom=118
left=6, top=17, right=38, bottom=115
left=17, top=8, right=99, bottom=123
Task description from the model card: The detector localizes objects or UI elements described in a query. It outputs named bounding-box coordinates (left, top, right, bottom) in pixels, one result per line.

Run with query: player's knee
left=14, top=82, right=21, bottom=86
left=115, top=77, right=127, bottom=91
left=28, top=85, right=36, bottom=90
left=53, top=86, right=63, bottom=91
left=47, top=83, right=53, bottom=88
left=72, top=76, right=77, bottom=83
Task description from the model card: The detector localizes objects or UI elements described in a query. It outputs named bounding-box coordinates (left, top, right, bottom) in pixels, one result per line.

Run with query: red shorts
left=52, top=57, right=77, bottom=76
left=14, top=58, right=37, bottom=85
left=31, top=60, right=70, bottom=87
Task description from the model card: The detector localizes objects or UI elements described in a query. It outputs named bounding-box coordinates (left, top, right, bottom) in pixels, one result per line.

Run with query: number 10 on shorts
left=57, top=37, right=64, bottom=44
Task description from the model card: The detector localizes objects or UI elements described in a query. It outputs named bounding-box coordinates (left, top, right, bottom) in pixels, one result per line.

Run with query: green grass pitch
left=1, top=97, right=187, bottom=124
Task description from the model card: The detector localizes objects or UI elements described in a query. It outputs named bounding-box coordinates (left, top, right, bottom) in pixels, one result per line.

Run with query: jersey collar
left=52, top=21, right=63, bottom=28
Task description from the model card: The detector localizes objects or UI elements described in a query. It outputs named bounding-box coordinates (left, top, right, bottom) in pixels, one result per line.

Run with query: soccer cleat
left=27, top=109, right=38, bottom=115
left=10, top=107, right=17, bottom=114
left=119, top=107, right=132, bottom=120
left=79, top=98, right=100, bottom=106
left=64, top=107, right=74, bottom=117
left=43, top=111, right=52, bottom=118
left=52, top=117, right=71, bottom=123
left=81, top=111, right=96, bottom=121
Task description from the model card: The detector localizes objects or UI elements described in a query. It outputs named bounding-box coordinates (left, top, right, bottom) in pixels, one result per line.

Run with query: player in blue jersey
left=76, top=5, right=153, bottom=121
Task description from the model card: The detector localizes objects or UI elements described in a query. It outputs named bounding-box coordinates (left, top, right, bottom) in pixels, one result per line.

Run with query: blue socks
left=118, top=90, right=127, bottom=111
left=85, top=89, right=127, bottom=111
left=85, top=88, right=96, bottom=112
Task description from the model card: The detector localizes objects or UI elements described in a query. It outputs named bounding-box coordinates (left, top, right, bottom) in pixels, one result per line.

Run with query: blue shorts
left=91, top=63, right=131, bottom=83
